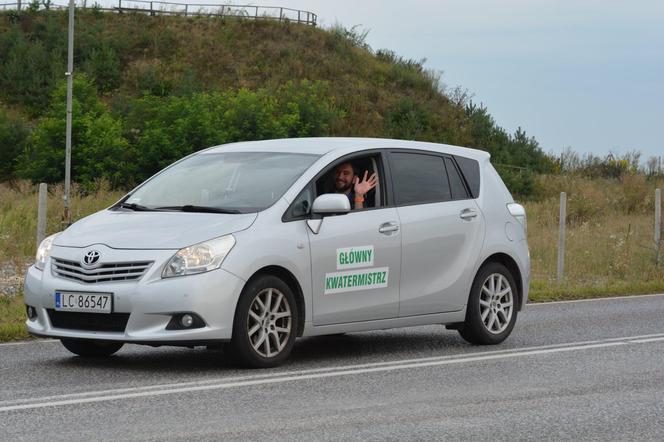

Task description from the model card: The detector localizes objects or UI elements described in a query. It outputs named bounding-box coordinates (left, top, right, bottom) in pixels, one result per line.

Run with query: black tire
left=60, top=338, right=124, bottom=357
left=229, top=274, right=299, bottom=368
left=458, top=262, right=518, bottom=345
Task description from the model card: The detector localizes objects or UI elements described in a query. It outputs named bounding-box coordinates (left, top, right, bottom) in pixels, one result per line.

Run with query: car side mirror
left=307, top=194, right=351, bottom=234
left=312, top=194, right=351, bottom=215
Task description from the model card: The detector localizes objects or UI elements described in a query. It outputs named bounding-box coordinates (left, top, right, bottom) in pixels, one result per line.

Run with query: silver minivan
left=24, top=138, right=530, bottom=367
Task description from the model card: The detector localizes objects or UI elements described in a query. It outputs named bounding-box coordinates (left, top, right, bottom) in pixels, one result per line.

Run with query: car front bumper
left=23, top=245, right=246, bottom=344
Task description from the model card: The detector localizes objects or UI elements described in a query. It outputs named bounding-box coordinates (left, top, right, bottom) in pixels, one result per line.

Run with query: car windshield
left=122, top=152, right=320, bottom=213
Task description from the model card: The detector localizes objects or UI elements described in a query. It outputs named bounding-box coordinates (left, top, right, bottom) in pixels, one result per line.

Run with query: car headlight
left=162, top=235, right=236, bottom=278
left=35, top=233, right=60, bottom=270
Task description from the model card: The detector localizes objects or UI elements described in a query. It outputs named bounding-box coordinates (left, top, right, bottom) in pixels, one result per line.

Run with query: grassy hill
left=0, top=7, right=548, bottom=191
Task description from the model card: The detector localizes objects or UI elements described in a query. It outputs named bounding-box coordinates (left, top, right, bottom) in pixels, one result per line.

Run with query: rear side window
left=444, top=157, right=469, bottom=199
left=389, top=153, right=451, bottom=205
left=454, top=155, right=480, bottom=198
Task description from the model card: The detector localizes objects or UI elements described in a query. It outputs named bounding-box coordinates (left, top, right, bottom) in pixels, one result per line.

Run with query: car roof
left=202, top=137, right=491, bottom=161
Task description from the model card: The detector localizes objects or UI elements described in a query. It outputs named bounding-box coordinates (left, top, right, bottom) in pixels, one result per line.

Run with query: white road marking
left=1, top=332, right=663, bottom=413
left=527, top=292, right=664, bottom=305
left=0, top=339, right=57, bottom=347
left=628, top=336, right=664, bottom=344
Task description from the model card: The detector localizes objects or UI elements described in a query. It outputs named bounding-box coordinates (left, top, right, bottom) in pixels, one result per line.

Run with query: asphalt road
left=1, top=294, right=664, bottom=441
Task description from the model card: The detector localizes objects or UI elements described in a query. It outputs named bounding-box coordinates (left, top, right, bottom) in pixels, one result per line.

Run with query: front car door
left=307, top=152, right=402, bottom=326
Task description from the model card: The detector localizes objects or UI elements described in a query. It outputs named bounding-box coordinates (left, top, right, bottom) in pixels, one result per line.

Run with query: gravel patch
left=0, top=261, right=29, bottom=297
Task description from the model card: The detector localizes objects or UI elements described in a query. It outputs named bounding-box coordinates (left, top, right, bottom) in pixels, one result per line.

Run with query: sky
left=77, top=0, right=664, bottom=159
left=280, top=0, right=664, bottom=160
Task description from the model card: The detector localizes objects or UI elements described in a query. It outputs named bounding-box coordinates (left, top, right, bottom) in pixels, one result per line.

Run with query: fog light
left=180, top=314, right=194, bottom=328
left=26, top=305, right=38, bottom=320
left=166, top=313, right=205, bottom=330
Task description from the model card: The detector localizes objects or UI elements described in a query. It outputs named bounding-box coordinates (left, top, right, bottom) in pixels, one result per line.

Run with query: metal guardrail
left=0, top=1, right=317, bottom=25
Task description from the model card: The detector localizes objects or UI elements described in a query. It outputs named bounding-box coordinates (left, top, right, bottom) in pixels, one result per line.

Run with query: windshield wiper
left=155, top=205, right=242, bottom=214
left=118, top=202, right=154, bottom=212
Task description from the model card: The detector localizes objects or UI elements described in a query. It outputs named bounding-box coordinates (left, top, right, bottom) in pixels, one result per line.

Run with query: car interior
left=315, top=155, right=383, bottom=209
left=285, top=154, right=385, bottom=220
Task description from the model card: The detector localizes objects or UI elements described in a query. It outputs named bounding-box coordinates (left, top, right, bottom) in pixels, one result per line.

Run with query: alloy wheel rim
left=247, top=288, right=292, bottom=358
left=479, top=273, right=514, bottom=334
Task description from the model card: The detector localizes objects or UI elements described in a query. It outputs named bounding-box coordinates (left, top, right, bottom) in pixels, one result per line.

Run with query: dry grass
left=527, top=174, right=664, bottom=301
left=0, top=181, right=123, bottom=264
left=0, top=181, right=122, bottom=341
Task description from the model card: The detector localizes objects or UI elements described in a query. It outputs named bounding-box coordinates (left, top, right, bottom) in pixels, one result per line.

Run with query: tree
left=0, top=107, right=30, bottom=179
left=17, top=75, right=133, bottom=188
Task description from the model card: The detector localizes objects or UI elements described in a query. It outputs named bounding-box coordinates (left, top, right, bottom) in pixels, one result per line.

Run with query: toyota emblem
left=82, top=250, right=101, bottom=268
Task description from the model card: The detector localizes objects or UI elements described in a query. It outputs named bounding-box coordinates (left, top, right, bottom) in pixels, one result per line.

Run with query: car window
left=389, top=152, right=451, bottom=205
left=125, top=152, right=319, bottom=213
left=285, top=185, right=314, bottom=220
left=454, top=155, right=480, bottom=198
left=315, top=154, right=383, bottom=210
left=445, top=157, right=469, bottom=199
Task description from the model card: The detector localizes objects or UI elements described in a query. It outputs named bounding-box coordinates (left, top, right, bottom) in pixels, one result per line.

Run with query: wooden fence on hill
left=0, top=1, right=317, bottom=26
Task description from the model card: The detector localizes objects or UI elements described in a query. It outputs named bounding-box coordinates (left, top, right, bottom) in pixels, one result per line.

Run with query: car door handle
left=460, top=208, right=478, bottom=220
left=378, top=222, right=399, bottom=234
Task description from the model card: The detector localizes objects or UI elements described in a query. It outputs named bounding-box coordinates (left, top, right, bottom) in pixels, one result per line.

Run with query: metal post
left=255, top=6, right=258, bottom=18
left=37, top=183, right=48, bottom=248
left=18, top=0, right=22, bottom=11
left=279, top=7, right=282, bottom=21
left=220, top=5, right=224, bottom=17
left=557, top=192, right=567, bottom=281
left=656, top=188, right=661, bottom=266
left=64, top=0, right=75, bottom=226
left=184, top=4, right=187, bottom=16
left=150, top=1, right=153, bottom=16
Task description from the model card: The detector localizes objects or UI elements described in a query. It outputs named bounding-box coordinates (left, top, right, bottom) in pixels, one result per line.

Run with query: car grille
left=47, top=310, right=130, bottom=333
left=51, top=258, right=153, bottom=284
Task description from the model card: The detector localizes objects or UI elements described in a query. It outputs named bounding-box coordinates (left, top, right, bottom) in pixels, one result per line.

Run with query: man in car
left=334, top=162, right=378, bottom=210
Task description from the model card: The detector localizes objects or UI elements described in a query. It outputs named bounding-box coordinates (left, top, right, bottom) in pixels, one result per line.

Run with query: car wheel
left=60, top=338, right=124, bottom=357
left=459, top=262, right=518, bottom=345
left=229, top=274, right=298, bottom=368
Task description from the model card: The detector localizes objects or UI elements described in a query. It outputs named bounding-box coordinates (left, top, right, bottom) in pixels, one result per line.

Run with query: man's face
left=334, top=163, right=355, bottom=192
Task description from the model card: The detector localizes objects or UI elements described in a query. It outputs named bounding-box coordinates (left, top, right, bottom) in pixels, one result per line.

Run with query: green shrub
left=386, top=97, right=431, bottom=140
left=123, top=82, right=342, bottom=180
left=0, top=107, right=30, bottom=178
left=0, top=12, right=67, bottom=113
left=274, top=80, right=342, bottom=137
left=82, top=43, right=121, bottom=92
left=17, top=75, right=133, bottom=188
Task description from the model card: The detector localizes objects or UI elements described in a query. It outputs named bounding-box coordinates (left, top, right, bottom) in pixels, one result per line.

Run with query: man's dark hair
left=336, top=161, right=358, bottom=177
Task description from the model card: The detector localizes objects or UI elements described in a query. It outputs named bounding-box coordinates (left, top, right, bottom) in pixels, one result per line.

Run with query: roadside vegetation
left=528, top=174, right=664, bottom=301
left=1, top=7, right=550, bottom=194
left=0, top=8, right=662, bottom=340
left=0, top=295, right=30, bottom=341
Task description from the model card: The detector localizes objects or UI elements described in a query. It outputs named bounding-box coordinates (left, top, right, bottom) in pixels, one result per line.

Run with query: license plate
left=54, top=292, right=112, bottom=314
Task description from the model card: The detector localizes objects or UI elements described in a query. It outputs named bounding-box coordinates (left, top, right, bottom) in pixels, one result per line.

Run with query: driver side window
left=282, top=153, right=385, bottom=222
left=315, top=154, right=383, bottom=210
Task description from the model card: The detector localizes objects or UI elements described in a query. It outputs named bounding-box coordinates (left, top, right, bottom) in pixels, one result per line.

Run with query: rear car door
left=388, top=151, right=485, bottom=316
